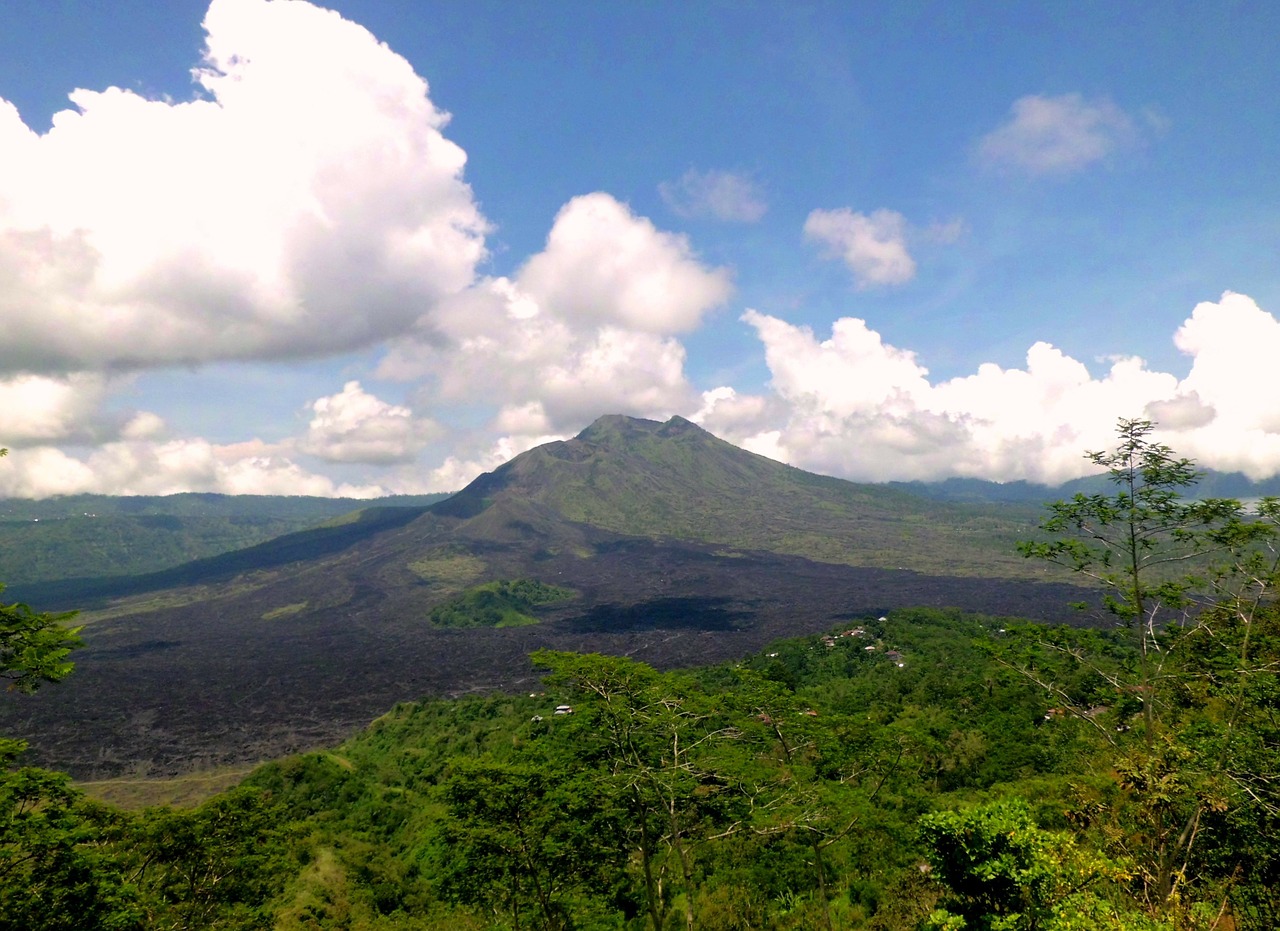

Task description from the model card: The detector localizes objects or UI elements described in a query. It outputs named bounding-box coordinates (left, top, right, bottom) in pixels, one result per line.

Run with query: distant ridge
left=0, top=491, right=447, bottom=521
left=891, top=470, right=1280, bottom=505
left=0, top=492, right=450, bottom=591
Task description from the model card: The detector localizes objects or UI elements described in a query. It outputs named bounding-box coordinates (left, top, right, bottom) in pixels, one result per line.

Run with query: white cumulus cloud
left=1163, top=292, right=1280, bottom=474
left=0, top=437, right=383, bottom=499
left=0, top=0, right=487, bottom=375
left=804, top=208, right=916, bottom=288
left=977, top=93, right=1141, bottom=175
left=379, top=193, right=731, bottom=448
left=517, top=193, right=732, bottom=334
left=383, top=277, right=700, bottom=432
left=301, top=381, right=437, bottom=464
left=0, top=373, right=119, bottom=444
left=715, top=293, right=1280, bottom=485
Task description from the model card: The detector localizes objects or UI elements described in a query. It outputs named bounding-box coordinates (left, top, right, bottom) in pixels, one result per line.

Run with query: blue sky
left=0, top=0, right=1278, bottom=497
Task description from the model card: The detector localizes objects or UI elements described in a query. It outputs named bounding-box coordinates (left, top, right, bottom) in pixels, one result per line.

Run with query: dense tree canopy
left=0, top=589, right=82, bottom=695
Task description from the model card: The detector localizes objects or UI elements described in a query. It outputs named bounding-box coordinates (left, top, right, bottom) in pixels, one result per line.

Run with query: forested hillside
left=8, top=600, right=1278, bottom=929
left=0, top=492, right=448, bottom=587
left=3, top=423, right=1279, bottom=929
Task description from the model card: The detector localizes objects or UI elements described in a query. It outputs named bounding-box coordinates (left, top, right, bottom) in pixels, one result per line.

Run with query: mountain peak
left=423, top=410, right=1047, bottom=584
left=575, top=414, right=704, bottom=447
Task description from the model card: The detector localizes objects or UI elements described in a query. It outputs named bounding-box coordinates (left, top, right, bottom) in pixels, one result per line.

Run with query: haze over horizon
left=1, top=0, right=1277, bottom=498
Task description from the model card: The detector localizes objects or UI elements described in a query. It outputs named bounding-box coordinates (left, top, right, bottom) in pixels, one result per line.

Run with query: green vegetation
left=13, top=501, right=446, bottom=612
left=428, top=578, right=576, bottom=628
left=1010, top=420, right=1280, bottom=925
left=919, top=800, right=1161, bottom=931
left=0, top=493, right=447, bottom=588
left=0, top=561, right=293, bottom=928
left=1, top=587, right=81, bottom=696
left=4, top=421, right=1280, bottom=928
left=232, top=607, right=1092, bottom=929
left=8, top=592, right=1280, bottom=927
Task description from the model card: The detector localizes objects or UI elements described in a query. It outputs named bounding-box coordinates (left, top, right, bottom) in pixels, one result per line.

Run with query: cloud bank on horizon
left=0, top=0, right=1277, bottom=497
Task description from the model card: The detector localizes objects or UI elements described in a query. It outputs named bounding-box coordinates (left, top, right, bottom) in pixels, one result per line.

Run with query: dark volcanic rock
left=1, top=536, right=1093, bottom=779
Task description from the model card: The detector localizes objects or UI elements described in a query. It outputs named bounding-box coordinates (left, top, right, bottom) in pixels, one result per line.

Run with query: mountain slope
left=437, top=414, right=1044, bottom=576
